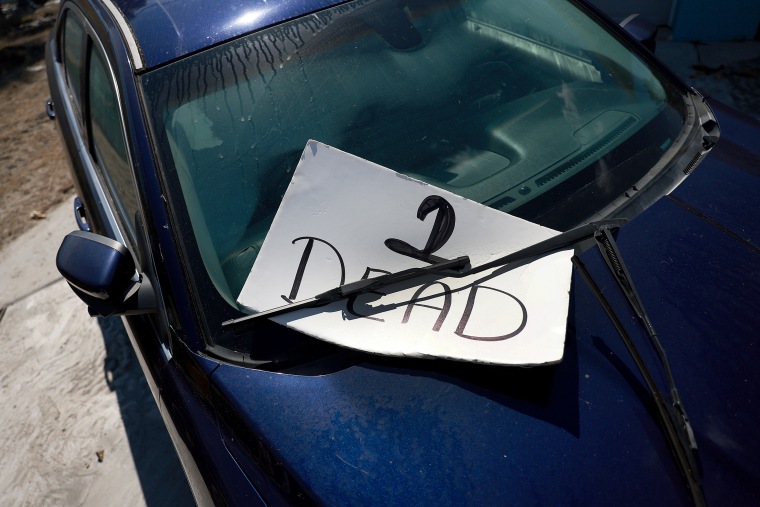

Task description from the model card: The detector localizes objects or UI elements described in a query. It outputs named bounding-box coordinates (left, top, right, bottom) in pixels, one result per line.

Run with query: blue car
left=47, top=0, right=760, bottom=504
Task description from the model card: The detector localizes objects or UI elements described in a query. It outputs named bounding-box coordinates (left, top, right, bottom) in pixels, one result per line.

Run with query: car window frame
left=57, top=3, right=142, bottom=252
left=84, top=36, right=141, bottom=244
left=60, top=9, right=86, bottom=124
left=57, top=2, right=186, bottom=356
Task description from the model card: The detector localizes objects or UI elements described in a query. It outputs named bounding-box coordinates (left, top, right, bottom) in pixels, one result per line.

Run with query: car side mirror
left=56, top=231, right=156, bottom=317
left=620, top=14, right=657, bottom=53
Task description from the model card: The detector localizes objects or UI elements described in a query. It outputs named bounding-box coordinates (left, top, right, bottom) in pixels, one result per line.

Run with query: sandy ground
left=0, top=4, right=194, bottom=506
left=0, top=281, right=193, bottom=507
left=0, top=3, right=74, bottom=250
left=0, top=202, right=194, bottom=506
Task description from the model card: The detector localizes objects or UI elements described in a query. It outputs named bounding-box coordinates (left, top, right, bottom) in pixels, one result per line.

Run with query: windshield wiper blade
left=222, top=218, right=626, bottom=330
left=573, top=227, right=704, bottom=506
left=224, top=255, right=471, bottom=328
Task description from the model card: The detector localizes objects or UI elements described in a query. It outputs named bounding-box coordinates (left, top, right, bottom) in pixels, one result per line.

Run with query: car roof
left=107, top=0, right=346, bottom=71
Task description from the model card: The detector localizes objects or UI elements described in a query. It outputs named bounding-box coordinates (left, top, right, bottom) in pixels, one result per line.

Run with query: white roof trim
left=100, top=0, right=145, bottom=70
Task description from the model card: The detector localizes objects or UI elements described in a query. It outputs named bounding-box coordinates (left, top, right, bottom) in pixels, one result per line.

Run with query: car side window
left=62, top=11, right=84, bottom=112
left=87, top=46, right=140, bottom=242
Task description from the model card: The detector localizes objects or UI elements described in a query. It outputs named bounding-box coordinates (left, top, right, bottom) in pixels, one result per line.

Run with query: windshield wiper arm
left=596, top=226, right=699, bottom=451
left=573, top=227, right=704, bottom=506
left=223, top=218, right=626, bottom=330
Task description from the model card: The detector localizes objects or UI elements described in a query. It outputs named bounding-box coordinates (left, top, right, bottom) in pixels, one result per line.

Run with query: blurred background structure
left=591, top=0, right=759, bottom=41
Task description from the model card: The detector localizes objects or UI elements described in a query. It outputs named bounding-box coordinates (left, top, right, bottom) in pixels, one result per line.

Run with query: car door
left=52, top=8, right=245, bottom=504
left=53, top=4, right=173, bottom=397
left=53, top=7, right=105, bottom=234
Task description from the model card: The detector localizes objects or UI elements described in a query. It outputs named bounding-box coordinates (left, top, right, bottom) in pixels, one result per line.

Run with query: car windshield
left=142, top=0, right=688, bottom=349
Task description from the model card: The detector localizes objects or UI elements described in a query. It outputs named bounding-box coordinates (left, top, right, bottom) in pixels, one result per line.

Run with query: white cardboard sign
left=237, top=141, right=573, bottom=365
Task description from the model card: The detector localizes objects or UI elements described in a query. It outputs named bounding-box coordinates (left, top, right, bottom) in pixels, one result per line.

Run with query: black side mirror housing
left=56, top=231, right=156, bottom=317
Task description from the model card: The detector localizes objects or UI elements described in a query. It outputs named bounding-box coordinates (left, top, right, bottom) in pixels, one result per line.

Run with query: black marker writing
left=401, top=281, right=452, bottom=331
left=455, top=285, right=527, bottom=341
left=282, top=236, right=346, bottom=303
left=385, top=195, right=456, bottom=264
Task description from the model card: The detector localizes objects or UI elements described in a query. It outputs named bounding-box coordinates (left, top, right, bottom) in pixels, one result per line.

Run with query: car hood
left=209, top=101, right=760, bottom=505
